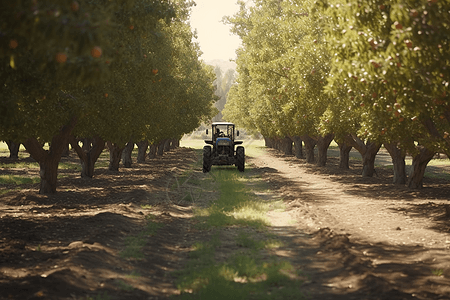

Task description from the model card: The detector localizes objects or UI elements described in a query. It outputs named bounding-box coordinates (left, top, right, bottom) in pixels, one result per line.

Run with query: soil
left=1, top=144, right=450, bottom=299
left=251, top=148, right=450, bottom=300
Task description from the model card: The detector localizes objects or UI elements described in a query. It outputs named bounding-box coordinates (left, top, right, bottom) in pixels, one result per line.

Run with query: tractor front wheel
left=236, top=146, right=245, bottom=172
left=203, top=146, right=212, bottom=173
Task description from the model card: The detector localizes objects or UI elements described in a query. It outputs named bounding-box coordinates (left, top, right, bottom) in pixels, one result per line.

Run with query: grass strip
left=193, top=170, right=275, bottom=229
left=173, top=164, right=304, bottom=300
left=0, top=175, right=40, bottom=185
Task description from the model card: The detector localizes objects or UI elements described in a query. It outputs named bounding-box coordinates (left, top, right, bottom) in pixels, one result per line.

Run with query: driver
left=214, top=128, right=226, bottom=138
left=214, top=128, right=220, bottom=139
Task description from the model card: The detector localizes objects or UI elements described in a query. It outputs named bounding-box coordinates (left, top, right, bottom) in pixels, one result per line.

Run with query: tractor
left=202, top=122, right=245, bottom=173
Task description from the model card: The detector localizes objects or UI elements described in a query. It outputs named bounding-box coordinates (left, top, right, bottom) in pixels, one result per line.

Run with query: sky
left=189, top=0, right=242, bottom=62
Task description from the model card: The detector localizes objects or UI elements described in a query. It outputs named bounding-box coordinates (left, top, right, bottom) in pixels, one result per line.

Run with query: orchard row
left=0, top=0, right=218, bottom=194
left=223, top=0, right=449, bottom=188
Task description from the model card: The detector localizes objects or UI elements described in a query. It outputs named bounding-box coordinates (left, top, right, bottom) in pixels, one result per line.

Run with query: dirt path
left=248, top=149, right=450, bottom=300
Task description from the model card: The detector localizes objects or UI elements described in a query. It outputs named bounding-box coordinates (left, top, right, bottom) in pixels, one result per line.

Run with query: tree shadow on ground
left=260, top=148, right=450, bottom=236
left=0, top=147, right=199, bottom=300
left=261, top=224, right=449, bottom=300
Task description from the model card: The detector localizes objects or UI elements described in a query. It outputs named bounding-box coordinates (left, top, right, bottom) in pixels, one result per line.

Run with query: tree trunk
left=107, top=142, right=124, bottom=171
left=316, top=133, right=334, bottom=167
left=82, top=138, right=92, bottom=152
left=172, top=139, right=180, bottom=148
left=136, top=140, right=149, bottom=163
left=70, top=136, right=105, bottom=178
left=300, top=135, right=316, bottom=164
left=121, top=141, right=134, bottom=168
left=61, top=143, right=70, bottom=157
left=6, top=141, right=20, bottom=159
left=148, top=143, right=157, bottom=159
left=164, top=139, right=172, bottom=152
left=337, top=141, right=352, bottom=169
left=274, top=137, right=281, bottom=151
left=270, top=137, right=279, bottom=150
left=279, top=136, right=293, bottom=155
left=407, top=146, right=435, bottom=189
left=264, top=136, right=275, bottom=148
left=384, top=142, right=407, bottom=185
left=22, top=118, right=77, bottom=194
left=345, top=134, right=381, bottom=177
left=361, top=142, right=381, bottom=177
left=157, top=139, right=166, bottom=156
left=291, top=136, right=303, bottom=159
left=362, top=142, right=381, bottom=177
left=169, top=138, right=178, bottom=149
left=269, top=137, right=276, bottom=149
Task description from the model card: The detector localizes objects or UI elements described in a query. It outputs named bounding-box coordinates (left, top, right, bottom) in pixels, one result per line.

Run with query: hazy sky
left=190, top=0, right=241, bottom=62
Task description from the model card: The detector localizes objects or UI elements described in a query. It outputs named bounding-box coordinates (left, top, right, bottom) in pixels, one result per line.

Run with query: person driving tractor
left=214, top=128, right=225, bottom=139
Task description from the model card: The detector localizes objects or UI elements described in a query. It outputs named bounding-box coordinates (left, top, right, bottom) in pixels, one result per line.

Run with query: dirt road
left=249, top=148, right=450, bottom=300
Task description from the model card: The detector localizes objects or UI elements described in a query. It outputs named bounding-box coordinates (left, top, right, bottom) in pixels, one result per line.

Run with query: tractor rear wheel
left=203, top=146, right=212, bottom=173
left=236, top=146, right=245, bottom=172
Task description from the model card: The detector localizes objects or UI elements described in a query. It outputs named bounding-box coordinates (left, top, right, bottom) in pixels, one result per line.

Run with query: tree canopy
left=0, top=0, right=218, bottom=193
left=223, top=0, right=449, bottom=187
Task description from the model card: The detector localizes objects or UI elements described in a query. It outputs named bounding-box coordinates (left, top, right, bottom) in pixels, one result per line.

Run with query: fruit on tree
left=56, top=53, right=67, bottom=63
left=91, top=46, right=102, bottom=58
left=9, top=39, right=18, bottom=49
left=71, top=1, right=79, bottom=12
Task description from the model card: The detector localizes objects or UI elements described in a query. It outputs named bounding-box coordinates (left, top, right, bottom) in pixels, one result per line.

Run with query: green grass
left=120, top=235, right=147, bottom=260
left=174, top=237, right=303, bottom=300
left=424, top=158, right=450, bottom=166
left=59, top=162, right=82, bottom=170
left=425, top=171, right=450, bottom=180
left=116, top=280, right=134, bottom=292
left=180, top=139, right=205, bottom=150
left=120, top=215, right=162, bottom=260
left=431, top=269, right=444, bottom=277
left=378, top=164, right=450, bottom=180
left=235, top=231, right=284, bottom=251
left=172, top=160, right=304, bottom=300
left=0, top=161, right=81, bottom=170
left=235, top=231, right=265, bottom=250
left=0, top=161, right=39, bottom=169
left=125, top=270, right=141, bottom=279
left=0, top=175, right=40, bottom=185
left=0, top=188, right=20, bottom=195
left=193, top=170, right=272, bottom=230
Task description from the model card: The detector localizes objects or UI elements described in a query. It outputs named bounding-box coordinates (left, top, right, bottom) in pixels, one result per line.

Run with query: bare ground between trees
left=0, top=145, right=449, bottom=299
left=250, top=148, right=450, bottom=300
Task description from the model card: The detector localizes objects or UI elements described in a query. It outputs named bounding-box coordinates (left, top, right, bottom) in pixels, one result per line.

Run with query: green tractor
left=203, top=122, right=245, bottom=173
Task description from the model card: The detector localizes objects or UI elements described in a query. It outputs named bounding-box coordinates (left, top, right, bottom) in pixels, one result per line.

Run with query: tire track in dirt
left=247, top=150, right=450, bottom=300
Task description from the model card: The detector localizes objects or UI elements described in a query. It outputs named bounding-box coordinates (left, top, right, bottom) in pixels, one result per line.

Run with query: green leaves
left=224, top=0, right=330, bottom=138
left=1, top=0, right=217, bottom=147
left=225, top=0, right=449, bottom=158
left=320, top=0, right=450, bottom=154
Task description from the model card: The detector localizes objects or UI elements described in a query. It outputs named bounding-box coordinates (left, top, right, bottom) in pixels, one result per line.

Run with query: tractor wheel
left=236, top=146, right=245, bottom=172
left=203, top=146, right=212, bottom=173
